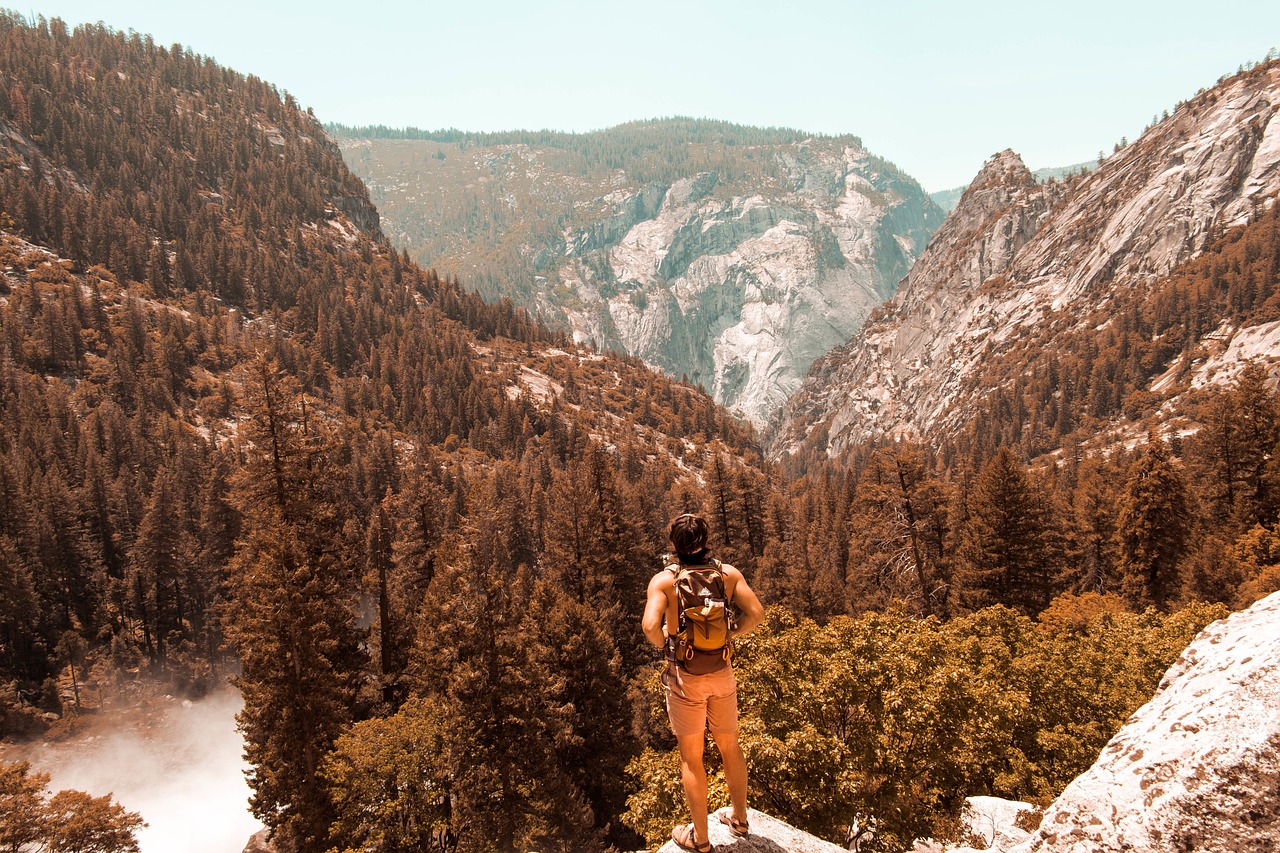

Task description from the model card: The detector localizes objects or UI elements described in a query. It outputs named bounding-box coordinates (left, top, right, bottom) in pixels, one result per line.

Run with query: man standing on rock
left=643, top=513, right=765, bottom=852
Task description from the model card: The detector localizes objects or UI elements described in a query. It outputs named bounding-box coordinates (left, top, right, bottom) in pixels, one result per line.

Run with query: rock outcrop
left=777, top=60, right=1280, bottom=456
left=656, top=808, right=848, bottom=853
left=926, top=592, right=1280, bottom=853
left=242, top=828, right=276, bottom=853
left=1006, top=590, right=1280, bottom=853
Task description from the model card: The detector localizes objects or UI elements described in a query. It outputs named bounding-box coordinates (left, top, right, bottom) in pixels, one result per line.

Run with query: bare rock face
left=656, top=808, right=848, bottom=853
left=957, top=797, right=1038, bottom=851
left=1007, top=591, right=1280, bottom=853
left=781, top=148, right=1063, bottom=449
left=777, top=61, right=1280, bottom=456
left=909, top=797, right=1038, bottom=853
left=588, top=149, right=939, bottom=425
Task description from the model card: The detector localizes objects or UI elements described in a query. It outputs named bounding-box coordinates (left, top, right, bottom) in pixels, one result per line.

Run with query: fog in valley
left=8, top=689, right=261, bottom=853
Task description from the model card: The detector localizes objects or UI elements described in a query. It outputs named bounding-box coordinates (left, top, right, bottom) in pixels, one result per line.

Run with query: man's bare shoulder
left=717, top=562, right=744, bottom=580
left=648, top=569, right=677, bottom=593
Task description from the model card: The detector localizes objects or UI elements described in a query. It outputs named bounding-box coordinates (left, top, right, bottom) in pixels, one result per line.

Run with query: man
left=642, top=513, right=765, bottom=853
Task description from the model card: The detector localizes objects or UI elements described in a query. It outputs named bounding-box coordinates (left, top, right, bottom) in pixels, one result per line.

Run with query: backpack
left=666, top=559, right=735, bottom=675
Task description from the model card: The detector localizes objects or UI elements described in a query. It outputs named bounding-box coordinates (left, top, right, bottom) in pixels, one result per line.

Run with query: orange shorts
left=663, top=663, right=738, bottom=738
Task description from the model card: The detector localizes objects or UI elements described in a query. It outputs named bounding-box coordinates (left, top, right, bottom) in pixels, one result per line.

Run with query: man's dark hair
left=669, top=513, right=708, bottom=555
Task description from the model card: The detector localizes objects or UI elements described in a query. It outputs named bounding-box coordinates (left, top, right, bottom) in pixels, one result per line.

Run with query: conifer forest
left=1, top=14, right=1278, bottom=853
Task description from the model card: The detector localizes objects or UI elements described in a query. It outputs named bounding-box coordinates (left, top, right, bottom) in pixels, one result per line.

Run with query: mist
left=12, top=689, right=262, bottom=853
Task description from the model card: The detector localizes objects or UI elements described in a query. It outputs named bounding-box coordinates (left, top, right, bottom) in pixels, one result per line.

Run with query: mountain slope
left=333, top=121, right=944, bottom=424
left=777, top=59, right=1280, bottom=459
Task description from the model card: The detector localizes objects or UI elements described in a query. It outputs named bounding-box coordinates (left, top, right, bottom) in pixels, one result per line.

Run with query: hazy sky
left=22, top=1, right=1280, bottom=190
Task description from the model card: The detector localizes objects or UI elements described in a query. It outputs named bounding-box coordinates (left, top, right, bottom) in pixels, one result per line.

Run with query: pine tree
left=0, top=535, right=40, bottom=683
left=1065, top=459, right=1123, bottom=595
left=1193, top=391, right=1242, bottom=525
left=522, top=578, right=639, bottom=844
left=847, top=445, right=949, bottom=617
left=224, top=358, right=366, bottom=852
left=1231, top=361, right=1280, bottom=527
left=704, top=445, right=741, bottom=558
left=1118, top=437, right=1191, bottom=610
left=954, top=448, right=1058, bottom=615
left=390, top=461, right=446, bottom=647
left=413, top=474, right=600, bottom=852
left=365, top=490, right=402, bottom=709
left=130, top=467, right=192, bottom=670
left=541, top=447, right=652, bottom=654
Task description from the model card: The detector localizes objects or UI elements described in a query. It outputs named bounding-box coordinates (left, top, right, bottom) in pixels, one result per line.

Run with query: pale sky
left=22, top=1, right=1280, bottom=191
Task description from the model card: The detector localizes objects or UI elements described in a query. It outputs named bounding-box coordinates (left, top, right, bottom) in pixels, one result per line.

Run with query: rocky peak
left=896, top=147, right=1055, bottom=308
left=963, top=149, right=1036, bottom=196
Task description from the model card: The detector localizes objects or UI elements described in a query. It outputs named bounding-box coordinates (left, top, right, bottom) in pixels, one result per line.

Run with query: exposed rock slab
left=242, top=828, right=277, bottom=853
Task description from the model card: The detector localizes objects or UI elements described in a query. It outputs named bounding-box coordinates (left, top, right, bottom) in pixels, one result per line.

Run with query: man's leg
left=711, top=729, right=749, bottom=824
left=676, top=732, right=710, bottom=845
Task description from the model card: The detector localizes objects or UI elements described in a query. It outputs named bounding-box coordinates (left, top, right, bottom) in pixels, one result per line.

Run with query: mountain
left=777, top=59, right=1280, bottom=460
left=331, top=121, right=945, bottom=425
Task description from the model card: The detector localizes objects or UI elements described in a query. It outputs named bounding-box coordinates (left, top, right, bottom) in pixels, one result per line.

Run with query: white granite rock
left=1007, top=591, right=1280, bottom=852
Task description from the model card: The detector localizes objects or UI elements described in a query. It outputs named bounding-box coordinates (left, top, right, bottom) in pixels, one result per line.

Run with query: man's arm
left=725, top=566, right=764, bottom=639
left=642, top=572, right=674, bottom=648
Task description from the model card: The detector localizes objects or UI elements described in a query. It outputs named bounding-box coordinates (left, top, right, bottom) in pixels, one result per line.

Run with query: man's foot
left=672, top=823, right=712, bottom=852
left=717, top=809, right=750, bottom=837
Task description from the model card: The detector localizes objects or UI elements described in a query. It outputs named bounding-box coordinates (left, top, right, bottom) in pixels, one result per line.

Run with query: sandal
left=671, top=823, right=712, bottom=852
left=718, top=810, right=750, bottom=837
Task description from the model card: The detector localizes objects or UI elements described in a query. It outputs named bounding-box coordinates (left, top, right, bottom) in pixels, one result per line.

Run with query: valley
left=334, top=123, right=943, bottom=425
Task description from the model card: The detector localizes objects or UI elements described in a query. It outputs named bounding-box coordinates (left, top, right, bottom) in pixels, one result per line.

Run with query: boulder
left=242, top=828, right=278, bottom=853
left=1010, top=590, right=1280, bottom=852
